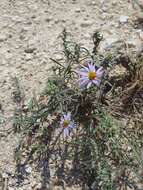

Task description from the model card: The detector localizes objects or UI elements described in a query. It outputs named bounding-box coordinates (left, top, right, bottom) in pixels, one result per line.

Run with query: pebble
left=81, top=20, right=93, bottom=27
left=25, top=54, right=33, bottom=61
left=8, top=187, right=15, bottom=190
left=25, top=165, right=32, bottom=174
left=101, top=37, right=121, bottom=50
left=91, top=1, right=96, bottom=6
left=54, top=18, right=59, bottom=24
left=2, top=173, right=8, bottom=178
left=45, top=17, right=52, bottom=22
left=102, top=6, right=107, bottom=12
left=35, top=183, right=42, bottom=189
left=119, top=15, right=129, bottom=23
left=11, top=16, right=23, bottom=23
left=112, top=1, right=117, bottom=6
left=0, top=34, right=7, bottom=42
left=31, top=180, right=37, bottom=188
left=55, top=54, right=63, bottom=61
left=127, top=39, right=139, bottom=48
left=75, top=8, right=81, bottom=13
left=5, top=52, right=13, bottom=59
left=137, top=30, right=143, bottom=40
left=25, top=47, right=36, bottom=53
left=109, top=65, right=127, bottom=80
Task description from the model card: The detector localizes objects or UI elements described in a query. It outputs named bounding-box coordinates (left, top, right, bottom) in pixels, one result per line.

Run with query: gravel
left=0, top=0, right=142, bottom=189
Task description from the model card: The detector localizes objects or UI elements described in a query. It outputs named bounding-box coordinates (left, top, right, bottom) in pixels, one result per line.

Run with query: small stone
left=54, top=18, right=59, bottom=24
left=127, top=38, right=141, bottom=49
left=75, top=8, right=81, bottom=13
left=91, top=1, right=96, bottom=5
left=31, top=15, right=36, bottom=19
left=112, top=1, right=117, bottom=6
left=100, top=0, right=105, bottom=4
left=45, top=16, right=53, bottom=22
left=137, top=30, right=143, bottom=40
left=35, top=183, right=42, bottom=189
left=25, top=47, right=36, bottom=53
left=55, top=54, right=63, bottom=61
left=5, top=52, right=13, bottom=59
left=109, top=65, right=127, bottom=81
left=31, top=180, right=37, bottom=188
left=101, top=38, right=121, bottom=50
left=2, top=173, right=8, bottom=178
left=72, top=0, right=76, bottom=4
left=25, top=54, right=33, bottom=61
left=8, top=187, right=15, bottom=190
left=102, top=6, right=107, bottom=12
left=25, top=165, right=32, bottom=174
left=81, top=20, right=93, bottom=27
left=84, top=33, right=90, bottom=40
left=11, top=16, right=23, bottom=23
left=0, top=34, right=7, bottom=42
left=119, top=15, right=129, bottom=23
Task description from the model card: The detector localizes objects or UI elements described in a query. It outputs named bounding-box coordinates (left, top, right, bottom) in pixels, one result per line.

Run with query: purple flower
left=77, top=62, right=104, bottom=89
left=60, top=112, right=76, bottom=137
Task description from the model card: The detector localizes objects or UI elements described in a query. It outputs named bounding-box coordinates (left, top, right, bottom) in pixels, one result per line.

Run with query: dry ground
left=0, top=0, right=142, bottom=189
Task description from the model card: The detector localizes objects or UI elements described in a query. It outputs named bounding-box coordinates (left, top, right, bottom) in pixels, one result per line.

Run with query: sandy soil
left=0, top=0, right=142, bottom=189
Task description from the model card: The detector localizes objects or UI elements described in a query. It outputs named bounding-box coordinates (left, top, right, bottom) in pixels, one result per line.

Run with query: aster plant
left=13, top=30, right=143, bottom=190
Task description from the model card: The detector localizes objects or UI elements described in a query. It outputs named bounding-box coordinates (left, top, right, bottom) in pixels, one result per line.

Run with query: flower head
left=77, top=62, right=104, bottom=89
left=60, top=112, right=76, bottom=137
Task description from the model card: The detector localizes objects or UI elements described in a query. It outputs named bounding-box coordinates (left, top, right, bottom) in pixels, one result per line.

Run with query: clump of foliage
left=14, top=29, right=143, bottom=189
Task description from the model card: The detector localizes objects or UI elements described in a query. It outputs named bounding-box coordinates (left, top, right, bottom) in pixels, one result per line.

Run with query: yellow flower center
left=63, top=120, right=70, bottom=128
left=88, top=71, right=96, bottom=80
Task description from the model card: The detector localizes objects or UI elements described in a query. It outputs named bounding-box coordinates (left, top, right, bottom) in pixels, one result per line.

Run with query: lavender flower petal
left=78, top=71, right=88, bottom=77
left=87, top=81, right=92, bottom=89
left=92, top=79, right=101, bottom=86
left=63, top=127, right=70, bottom=137
left=81, top=65, right=90, bottom=72
left=66, top=112, right=71, bottom=120
left=80, top=79, right=90, bottom=88
left=96, top=67, right=104, bottom=78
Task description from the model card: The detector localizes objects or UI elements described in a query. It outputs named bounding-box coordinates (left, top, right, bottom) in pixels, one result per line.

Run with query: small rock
left=91, top=181, right=97, bottom=190
left=5, top=52, right=13, bottom=59
left=127, top=38, right=141, bottom=49
left=100, top=0, right=105, bottom=2
left=8, top=187, right=15, bottom=190
left=45, top=16, right=53, bottom=22
left=35, top=183, right=42, bottom=189
left=102, top=6, right=107, bottom=12
left=112, top=1, right=117, bottom=6
left=31, top=180, right=37, bottom=188
left=81, top=20, right=93, bottom=27
left=55, top=54, right=63, bottom=61
left=72, top=0, right=76, bottom=4
left=45, top=18, right=51, bottom=22
left=75, top=8, right=81, bottom=13
left=137, top=30, right=143, bottom=40
left=91, top=1, right=96, bottom=5
left=25, top=54, right=33, bottom=61
left=101, top=38, right=122, bottom=50
left=11, top=16, right=23, bottom=23
left=25, top=165, right=32, bottom=174
left=109, top=65, right=127, bottom=81
left=2, top=173, right=8, bottom=179
left=54, top=18, right=59, bottom=24
left=119, top=15, right=129, bottom=23
left=25, top=47, right=36, bottom=53
left=31, top=15, right=36, bottom=19
left=0, top=34, right=7, bottom=42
